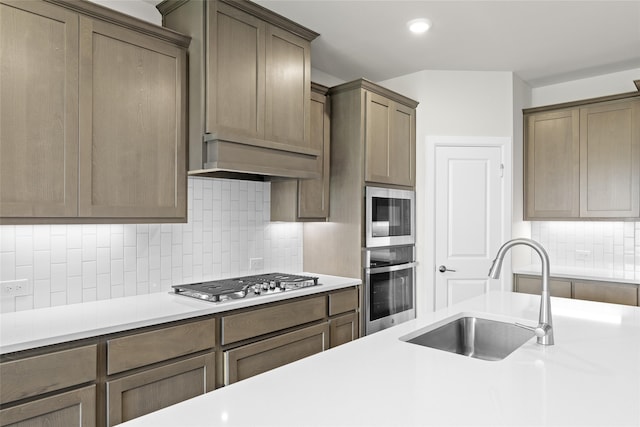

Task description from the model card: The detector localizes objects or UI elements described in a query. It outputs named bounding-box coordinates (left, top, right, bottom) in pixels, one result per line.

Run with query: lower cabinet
left=0, top=385, right=96, bottom=427
left=224, top=322, right=329, bottom=385
left=107, top=353, right=215, bottom=426
left=329, top=312, right=359, bottom=348
left=514, top=274, right=639, bottom=306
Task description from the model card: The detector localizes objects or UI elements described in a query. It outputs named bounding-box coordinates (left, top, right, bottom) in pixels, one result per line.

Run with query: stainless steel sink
left=402, top=316, right=535, bottom=361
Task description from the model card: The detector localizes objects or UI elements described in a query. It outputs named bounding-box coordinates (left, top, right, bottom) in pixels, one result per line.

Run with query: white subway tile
left=1, top=252, right=15, bottom=281
left=51, top=235, right=67, bottom=263
left=67, top=226, right=82, bottom=249
left=67, top=249, right=82, bottom=277
left=15, top=295, right=34, bottom=311
left=67, top=276, right=82, bottom=304
left=124, top=247, right=136, bottom=272
left=33, top=279, right=50, bottom=308
left=82, top=261, right=97, bottom=288
left=51, top=291, right=67, bottom=307
left=82, top=234, right=97, bottom=261
left=97, top=248, right=110, bottom=274
left=97, top=274, right=111, bottom=300
left=111, top=259, right=124, bottom=286
left=0, top=226, right=15, bottom=252
left=51, top=264, right=66, bottom=292
left=82, top=288, right=97, bottom=302
left=15, top=235, right=33, bottom=267
left=97, top=225, right=111, bottom=247
left=34, top=251, right=51, bottom=280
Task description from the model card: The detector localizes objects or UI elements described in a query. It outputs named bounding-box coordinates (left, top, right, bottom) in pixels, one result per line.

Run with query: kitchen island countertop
left=120, top=291, right=640, bottom=427
left=0, top=273, right=359, bottom=355
left=514, top=264, right=640, bottom=285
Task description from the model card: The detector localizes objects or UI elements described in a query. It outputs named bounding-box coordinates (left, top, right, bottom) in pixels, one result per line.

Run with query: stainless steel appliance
left=172, top=273, right=320, bottom=303
left=364, top=245, right=416, bottom=334
left=365, top=186, right=415, bottom=248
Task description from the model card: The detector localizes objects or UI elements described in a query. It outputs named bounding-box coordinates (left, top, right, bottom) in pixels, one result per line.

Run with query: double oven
left=364, top=186, right=416, bottom=335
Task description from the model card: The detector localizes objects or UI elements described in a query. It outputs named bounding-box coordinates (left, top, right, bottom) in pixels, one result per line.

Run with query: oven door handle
left=366, top=262, right=417, bottom=274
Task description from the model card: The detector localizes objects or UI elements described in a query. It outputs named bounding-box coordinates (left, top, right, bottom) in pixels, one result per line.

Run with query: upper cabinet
left=330, top=79, right=418, bottom=189
left=524, top=92, right=640, bottom=220
left=158, top=0, right=321, bottom=180
left=271, top=83, right=331, bottom=221
left=0, top=0, right=189, bottom=224
left=364, top=90, right=416, bottom=187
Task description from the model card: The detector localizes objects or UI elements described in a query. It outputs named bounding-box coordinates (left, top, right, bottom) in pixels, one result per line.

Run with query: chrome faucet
left=488, top=238, right=554, bottom=346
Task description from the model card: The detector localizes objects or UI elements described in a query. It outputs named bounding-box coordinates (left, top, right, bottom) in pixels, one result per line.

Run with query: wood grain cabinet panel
left=365, top=91, right=416, bottom=187
left=78, top=17, right=187, bottom=220
left=224, top=323, right=328, bottom=385
left=573, top=281, right=638, bottom=306
left=271, top=83, right=330, bottom=221
left=579, top=99, right=640, bottom=218
left=0, top=0, right=79, bottom=219
left=328, top=287, right=359, bottom=316
left=523, top=94, right=640, bottom=220
left=0, top=385, right=96, bottom=427
left=158, top=0, right=320, bottom=179
left=221, top=296, right=326, bottom=345
left=107, top=353, right=215, bottom=426
left=107, top=318, right=215, bottom=375
left=0, top=345, right=96, bottom=405
left=329, top=312, right=359, bottom=348
left=514, top=275, right=572, bottom=298
left=524, top=109, right=580, bottom=219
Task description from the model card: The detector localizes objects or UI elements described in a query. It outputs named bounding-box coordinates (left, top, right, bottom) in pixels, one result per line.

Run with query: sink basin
left=402, top=316, right=535, bottom=361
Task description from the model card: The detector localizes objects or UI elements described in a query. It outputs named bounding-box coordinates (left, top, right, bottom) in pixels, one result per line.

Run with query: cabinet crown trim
left=523, top=90, right=640, bottom=115
left=329, top=78, right=419, bottom=109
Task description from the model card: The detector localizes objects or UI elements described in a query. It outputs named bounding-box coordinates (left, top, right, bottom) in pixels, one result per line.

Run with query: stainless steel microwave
left=365, top=186, right=415, bottom=248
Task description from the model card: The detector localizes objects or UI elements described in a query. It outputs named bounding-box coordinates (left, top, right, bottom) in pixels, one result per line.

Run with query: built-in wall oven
left=364, top=245, right=416, bottom=335
left=365, top=186, right=415, bottom=247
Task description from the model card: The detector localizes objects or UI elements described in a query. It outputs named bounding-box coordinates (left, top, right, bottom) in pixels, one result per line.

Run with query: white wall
left=380, top=70, right=516, bottom=316
left=531, top=68, right=640, bottom=107
left=87, top=0, right=161, bottom=25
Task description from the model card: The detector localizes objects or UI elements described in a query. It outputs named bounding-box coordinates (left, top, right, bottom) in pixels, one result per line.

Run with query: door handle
left=438, top=265, right=456, bottom=273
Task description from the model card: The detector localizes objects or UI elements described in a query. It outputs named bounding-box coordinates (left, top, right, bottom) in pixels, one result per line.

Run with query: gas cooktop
left=172, top=273, right=320, bottom=303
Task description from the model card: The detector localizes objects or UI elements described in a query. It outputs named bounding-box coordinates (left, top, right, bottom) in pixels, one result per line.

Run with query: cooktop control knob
left=253, top=286, right=261, bottom=294
left=261, top=283, right=269, bottom=291
left=269, top=281, right=276, bottom=290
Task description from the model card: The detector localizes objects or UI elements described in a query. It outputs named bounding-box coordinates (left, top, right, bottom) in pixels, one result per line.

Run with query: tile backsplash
left=530, top=222, right=640, bottom=272
left=0, top=178, right=303, bottom=312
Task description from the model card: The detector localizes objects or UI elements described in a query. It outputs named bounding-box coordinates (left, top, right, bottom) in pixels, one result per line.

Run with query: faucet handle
left=515, top=322, right=551, bottom=338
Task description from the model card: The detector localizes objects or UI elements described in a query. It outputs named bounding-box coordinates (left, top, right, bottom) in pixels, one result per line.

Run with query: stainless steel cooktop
left=172, top=273, right=320, bottom=303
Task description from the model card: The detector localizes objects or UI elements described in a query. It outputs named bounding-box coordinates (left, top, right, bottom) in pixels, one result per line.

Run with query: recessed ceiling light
left=407, top=18, right=432, bottom=34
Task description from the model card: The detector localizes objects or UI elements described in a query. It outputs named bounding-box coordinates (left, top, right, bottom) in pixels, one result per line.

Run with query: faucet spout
left=488, top=238, right=554, bottom=346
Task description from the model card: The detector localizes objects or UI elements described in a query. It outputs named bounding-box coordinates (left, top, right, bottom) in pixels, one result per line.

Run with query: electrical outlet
left=575, top=249, right=591, bottom=260
left=249, top=257, right=264, bottom=271
left=1, top=279, right=31, bottom=297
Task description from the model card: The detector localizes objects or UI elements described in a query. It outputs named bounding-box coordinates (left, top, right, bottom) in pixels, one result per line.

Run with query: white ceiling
left=253, top=0, right=640, bottom=87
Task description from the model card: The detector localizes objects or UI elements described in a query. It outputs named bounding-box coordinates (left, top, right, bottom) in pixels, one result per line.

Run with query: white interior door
left=434, top=145, right=505, bottom=309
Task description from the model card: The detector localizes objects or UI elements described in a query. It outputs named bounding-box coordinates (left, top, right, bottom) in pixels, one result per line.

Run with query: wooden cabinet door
left=208, top=2, right=265, bottom=139
left=107, top=353, right=215, bottom=426
left=329, top=312, right=359, bottom=348
left=365, top=91, right=415, bottom=186
left=264, top=24, right=311, bottom=148
left=525, top=109, right=580, bottom=219
left=78, top=17, right=187, bottom=220
left=0, top=385, right=95, bottom=427
left=580, top=99, right=640, bottom=218
left=298, top=86, right=330, bottom=218
left=224, top=322, right=328, bottom=385
left=365, top=91, right=392, bottom=184
left=0, top=0, right=78, bottom=219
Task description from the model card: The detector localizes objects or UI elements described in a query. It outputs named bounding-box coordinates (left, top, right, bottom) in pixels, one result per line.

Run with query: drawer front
left=222, top=296, right=326, bottom=345
left=107, top=318, right=215, bottom=375
left=573, top=281, right=638, bottom=306
left=515, top=275, right=572, bottom=298
left=0, top=344, right=97, bottom=405
left=107, top=353, right=214, bottom=426
left=328, top=287, right=359, bottom=316
left=0, top=384, right=96, bottom=427
left=224, top=322, right=329, bottom=385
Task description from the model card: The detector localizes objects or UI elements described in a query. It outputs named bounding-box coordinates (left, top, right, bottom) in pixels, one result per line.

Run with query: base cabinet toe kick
left=0, top=286, right=360, bottom=427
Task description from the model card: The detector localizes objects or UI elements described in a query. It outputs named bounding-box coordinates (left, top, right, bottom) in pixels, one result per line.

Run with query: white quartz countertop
left=514, top=264, right=640, bottom=285
left=0, top=273, right=359, bottom=355
left=120, top=291, right=640, bottom=427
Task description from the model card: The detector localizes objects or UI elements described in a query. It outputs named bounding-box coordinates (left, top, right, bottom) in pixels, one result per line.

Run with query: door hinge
left=499, top=163, right=504, bottom=178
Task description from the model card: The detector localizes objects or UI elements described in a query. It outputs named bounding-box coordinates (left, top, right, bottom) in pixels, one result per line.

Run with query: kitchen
left=1, top=0, right=639, bottom=426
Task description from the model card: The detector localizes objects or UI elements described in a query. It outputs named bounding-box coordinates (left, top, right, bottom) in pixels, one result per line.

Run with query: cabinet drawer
left=573, top=281, right=638, bottom=306
left=107, top=353, right=214, bottom=426
left=107, top=318, right=215, bottom=375
left=224, top=322, right=328, bottom=384
left=0, top=344, right=97, bottom=405
left=222, top=296, right=326, bottom=345
left=515, top=275, right=572, bottom=298
left=329, top=287, right=358, bottom=316
left=0, top=384, right=95, bottom=427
